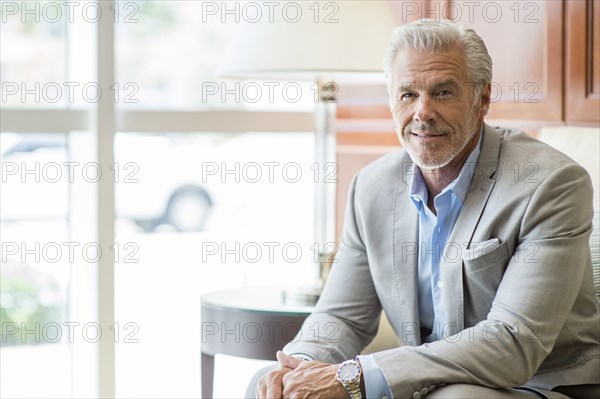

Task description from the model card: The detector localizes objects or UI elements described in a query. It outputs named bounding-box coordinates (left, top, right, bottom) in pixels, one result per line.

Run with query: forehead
left=392, top=47, right=469, bottom=89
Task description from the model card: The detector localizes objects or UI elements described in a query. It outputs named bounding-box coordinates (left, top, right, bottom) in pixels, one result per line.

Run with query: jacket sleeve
left=283, top=172, right=383, bottom=363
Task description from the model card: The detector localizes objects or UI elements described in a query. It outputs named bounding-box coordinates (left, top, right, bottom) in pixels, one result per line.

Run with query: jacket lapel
left=440, top=124, right=503, bottom=333
left=392, top=152, right=420, bottom=345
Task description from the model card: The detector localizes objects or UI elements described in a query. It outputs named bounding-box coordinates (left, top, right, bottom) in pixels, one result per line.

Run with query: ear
left=479, top=83, right=492, bottom=116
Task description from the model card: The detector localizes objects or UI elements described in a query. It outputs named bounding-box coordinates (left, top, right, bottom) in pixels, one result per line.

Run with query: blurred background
left=1, top=2, right=318, bottom=397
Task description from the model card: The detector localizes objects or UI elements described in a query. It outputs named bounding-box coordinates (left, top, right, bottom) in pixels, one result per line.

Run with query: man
left=249, top=20, right=600, bottom=398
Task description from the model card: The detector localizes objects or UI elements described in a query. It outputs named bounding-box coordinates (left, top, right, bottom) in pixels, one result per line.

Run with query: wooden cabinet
left=452, top=0, right=563, bottom=125
left=565, top=0, right=600, bottom=124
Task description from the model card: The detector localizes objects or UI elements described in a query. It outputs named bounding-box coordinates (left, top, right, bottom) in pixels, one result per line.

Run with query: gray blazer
left=284, top=124, right=600, bottom=397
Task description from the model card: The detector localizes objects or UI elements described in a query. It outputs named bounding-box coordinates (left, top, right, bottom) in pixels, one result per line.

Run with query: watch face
left=338, top=362, right=360, bottom=383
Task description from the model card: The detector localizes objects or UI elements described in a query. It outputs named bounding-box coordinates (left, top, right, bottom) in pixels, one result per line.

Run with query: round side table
left=200, top=287, right=313, bottom=398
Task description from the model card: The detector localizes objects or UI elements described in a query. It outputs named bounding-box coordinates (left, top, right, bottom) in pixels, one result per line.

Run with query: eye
left=436, top=89, right=453, bottom=98
left=400, top=92, right=417, bottom=102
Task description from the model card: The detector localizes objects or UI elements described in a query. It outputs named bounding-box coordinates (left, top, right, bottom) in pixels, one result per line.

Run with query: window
left=1, top=1, right=317, bottom=397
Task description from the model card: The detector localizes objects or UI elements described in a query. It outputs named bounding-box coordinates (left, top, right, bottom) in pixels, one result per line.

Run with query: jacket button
left=421, top=387, right=429, bottom=395
left=412, top=392, right=421, bottom=399
left=429, top=384, right=437, bottom=392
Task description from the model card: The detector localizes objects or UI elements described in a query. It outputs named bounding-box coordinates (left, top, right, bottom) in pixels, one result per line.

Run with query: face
left=389, top=47, right=491, bottom=170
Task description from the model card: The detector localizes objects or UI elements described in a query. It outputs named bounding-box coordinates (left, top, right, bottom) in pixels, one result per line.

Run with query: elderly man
left=249, top=20, right=600, bottom=398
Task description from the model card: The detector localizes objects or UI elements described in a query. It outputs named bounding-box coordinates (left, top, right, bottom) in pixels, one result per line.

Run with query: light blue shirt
left=358, top=132, right=482, bottom=398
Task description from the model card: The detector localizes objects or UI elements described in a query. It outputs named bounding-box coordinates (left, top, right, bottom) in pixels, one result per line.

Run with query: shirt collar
left=408, top=128, right=483, bottom=207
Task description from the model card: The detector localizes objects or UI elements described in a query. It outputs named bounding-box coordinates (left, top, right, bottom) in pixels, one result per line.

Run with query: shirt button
left=382, top=396, right=389, bottom=399
left=437, top=281, right=443, bottom=288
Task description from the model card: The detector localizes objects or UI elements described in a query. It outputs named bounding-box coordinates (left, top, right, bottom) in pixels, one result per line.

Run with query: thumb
left=276, top=351, right=302, bottom=369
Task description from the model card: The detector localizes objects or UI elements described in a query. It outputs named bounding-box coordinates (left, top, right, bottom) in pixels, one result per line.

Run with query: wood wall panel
left=565, top=0, right=600, bottom=124
left=593, top=0, right=600, bottom=95
left=451, top=0, right=563, bottom=122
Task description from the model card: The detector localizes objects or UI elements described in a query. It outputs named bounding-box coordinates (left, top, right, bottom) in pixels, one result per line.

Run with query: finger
left=265, top=371, right=284, bottom=399
left=276, top=351, right=302, bottom=370
left=266, top=382, right=282, bottom=399
left=256, top=376, right=267, bottom=399
left=282, top=381, right=299, bottom=399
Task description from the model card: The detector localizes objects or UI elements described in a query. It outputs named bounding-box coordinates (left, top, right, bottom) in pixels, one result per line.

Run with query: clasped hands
left=255, top=351, right=348, bottom=399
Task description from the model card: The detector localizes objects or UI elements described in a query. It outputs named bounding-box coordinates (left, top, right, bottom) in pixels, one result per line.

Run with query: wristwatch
left=336, top=358, right=362, bottom=399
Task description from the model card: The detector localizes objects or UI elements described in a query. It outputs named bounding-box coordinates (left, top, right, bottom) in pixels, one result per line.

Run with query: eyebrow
left=432, top=79, right=460, bottom=89
left=396, top=79, right=460, bottom=92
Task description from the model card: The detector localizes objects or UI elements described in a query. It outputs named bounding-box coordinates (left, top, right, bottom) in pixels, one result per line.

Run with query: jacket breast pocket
left=463, top=240, right=509, bottom=273
left=462, top=240, right=510, bottom=321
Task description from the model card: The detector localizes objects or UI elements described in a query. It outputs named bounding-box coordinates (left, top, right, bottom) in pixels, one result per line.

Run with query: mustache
left=404, top=122, right=451, bottom=136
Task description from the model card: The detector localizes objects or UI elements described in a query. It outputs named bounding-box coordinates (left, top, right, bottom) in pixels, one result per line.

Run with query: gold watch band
left=344, top=381, right=362, bottom=399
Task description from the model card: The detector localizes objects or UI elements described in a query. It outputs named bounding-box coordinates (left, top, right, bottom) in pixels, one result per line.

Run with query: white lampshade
left=218, top=1, right=397, bottom=83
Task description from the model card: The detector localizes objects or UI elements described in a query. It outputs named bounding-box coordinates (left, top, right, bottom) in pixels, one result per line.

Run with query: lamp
left=218, top=1, right=397, bottom=304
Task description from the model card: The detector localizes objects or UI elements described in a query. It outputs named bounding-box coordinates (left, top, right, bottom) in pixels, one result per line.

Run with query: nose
left=413, top=94, right=436, bottom=123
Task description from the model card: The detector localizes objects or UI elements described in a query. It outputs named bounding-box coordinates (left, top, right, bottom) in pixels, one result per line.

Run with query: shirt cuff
left=289, top=352, right=314, bottom=362
left=357, top=354, right=393, bottom=399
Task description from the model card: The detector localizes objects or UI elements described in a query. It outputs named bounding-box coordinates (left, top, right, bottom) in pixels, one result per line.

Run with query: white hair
left=383, top=19, right=492, bottom=97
